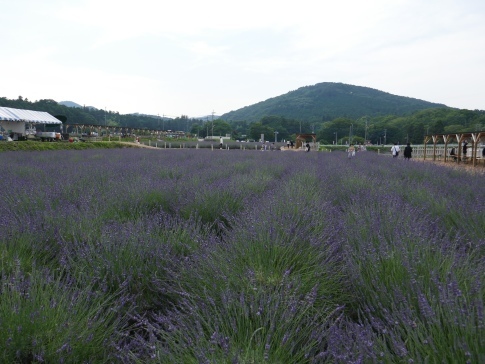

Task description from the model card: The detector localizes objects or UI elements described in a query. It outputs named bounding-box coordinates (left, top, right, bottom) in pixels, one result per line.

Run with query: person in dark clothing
left=450, top=147, right=457, bottom=161
left=305, top=142, right=310, bottom=152
left=403, top=143, right=412, bottom=160
left=461, top=140, right=469, bottom=162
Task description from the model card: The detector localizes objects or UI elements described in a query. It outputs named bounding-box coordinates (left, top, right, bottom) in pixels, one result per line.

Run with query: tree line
left=0, top=97, right=203, bottom=133
left=2, top=96, right=484, bottom=144
left=315, top=107, right=485, bottom=145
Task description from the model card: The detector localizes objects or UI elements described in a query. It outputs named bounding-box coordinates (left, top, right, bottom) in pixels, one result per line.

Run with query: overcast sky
left=1, top=0, right=484, bottom=118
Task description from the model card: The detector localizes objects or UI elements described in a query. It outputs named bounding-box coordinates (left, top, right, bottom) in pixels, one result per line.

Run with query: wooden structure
left=295, top=133, right=317, bottom=149
left=423, top=131, right=485, bottom=167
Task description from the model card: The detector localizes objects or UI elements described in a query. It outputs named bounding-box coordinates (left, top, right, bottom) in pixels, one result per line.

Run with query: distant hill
left=59, top=101, right=83, bottom=108
left=221, top=82, right=447, bottom=123
left=60, top=101, right=98, bottom=110
left=193, top=114, right=221, bottom=120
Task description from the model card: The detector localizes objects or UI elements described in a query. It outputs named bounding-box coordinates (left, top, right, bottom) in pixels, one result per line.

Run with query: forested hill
left=221, top=82, right=447, bottom=123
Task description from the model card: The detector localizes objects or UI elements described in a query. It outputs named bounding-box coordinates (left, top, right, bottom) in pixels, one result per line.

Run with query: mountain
left=59, top=101, right=83, bottom=108
left=221, top=82, right=447, bottom=123
left=60, top=101, right=99, bottom=110
left=193, top=114, right=221, bottom=120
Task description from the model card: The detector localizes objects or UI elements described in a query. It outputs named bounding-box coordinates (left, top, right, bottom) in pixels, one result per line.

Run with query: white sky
left=1, top=0, right=484, bottom=117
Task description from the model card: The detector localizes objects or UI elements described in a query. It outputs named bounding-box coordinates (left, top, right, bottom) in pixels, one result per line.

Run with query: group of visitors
left=391, top=143, right=413, bottom=160
left=283, top=140, right=310, bottom=151
left=347, top=142, right=413, bottom=160
left=345, top=140, right=483, bottom=163
left=450, top=140, right=485, bottom=160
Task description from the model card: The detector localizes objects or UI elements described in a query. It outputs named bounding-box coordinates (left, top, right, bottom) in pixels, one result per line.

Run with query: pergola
left=424, top=131, right=485, bottom=167
left=295, top=133, right=317, bottom=149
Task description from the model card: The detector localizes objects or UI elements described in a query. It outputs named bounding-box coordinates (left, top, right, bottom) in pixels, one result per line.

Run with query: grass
left=0, top=140, right=139, bottom=152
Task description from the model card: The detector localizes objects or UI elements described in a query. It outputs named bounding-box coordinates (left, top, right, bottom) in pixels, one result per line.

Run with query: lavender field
left=0, top=149, right=483, bottom=363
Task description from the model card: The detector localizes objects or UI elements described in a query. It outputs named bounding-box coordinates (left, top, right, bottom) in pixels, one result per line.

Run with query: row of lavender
left=0, top=149, right=483, bottom=363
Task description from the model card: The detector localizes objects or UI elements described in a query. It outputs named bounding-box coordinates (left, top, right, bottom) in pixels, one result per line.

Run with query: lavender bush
left=0, top=149, right=483, bottom=363
left=0, top=265, right=128, bottom=362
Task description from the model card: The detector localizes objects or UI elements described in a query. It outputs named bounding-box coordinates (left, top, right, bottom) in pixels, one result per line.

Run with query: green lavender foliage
left=0, top=149, right=483, bottom=363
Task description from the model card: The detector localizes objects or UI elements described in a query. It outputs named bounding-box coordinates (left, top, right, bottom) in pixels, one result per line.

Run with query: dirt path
left=413, top=158, right=485, bottom=175
left=119, top=142, right=161, bottom=149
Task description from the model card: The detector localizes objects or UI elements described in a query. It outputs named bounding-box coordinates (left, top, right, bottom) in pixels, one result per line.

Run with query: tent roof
left=0, top=107, right=61, bottom=124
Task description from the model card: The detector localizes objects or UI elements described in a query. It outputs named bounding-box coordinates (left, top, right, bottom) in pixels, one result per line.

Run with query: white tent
left=0, top=106, right=61, bottom=136
left=0, top=106, right=61, bottom=124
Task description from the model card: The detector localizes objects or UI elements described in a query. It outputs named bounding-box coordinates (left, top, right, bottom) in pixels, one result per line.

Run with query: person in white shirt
left=391, top=143, right=400, bottom=158
left=347, top=144, right=356, bottom=159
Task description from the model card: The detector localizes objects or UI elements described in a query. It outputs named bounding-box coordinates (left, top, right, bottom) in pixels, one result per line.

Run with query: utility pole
left=211, top=110, right=215, bottom=139
left=384, top=129, right=387, bottom=145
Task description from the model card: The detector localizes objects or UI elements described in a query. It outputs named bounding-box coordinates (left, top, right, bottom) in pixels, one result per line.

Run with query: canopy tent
left=0, top=106, right=62, bottom=138
left=0, top=106, right=61, bottom=124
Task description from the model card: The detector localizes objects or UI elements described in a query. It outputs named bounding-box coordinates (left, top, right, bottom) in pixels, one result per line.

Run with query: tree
left=444, top=125, right=467, bottom=134
left=431, top=120, right=445, bottom=134
left=212, top=119, right=232, bottom=137
left=249, top=123, right=274, bottom=141
left=316, top=117, right=354, bottom=144
left=190, top=123, right=204, bottom=138
left=229, top=120, right=250, bottom=140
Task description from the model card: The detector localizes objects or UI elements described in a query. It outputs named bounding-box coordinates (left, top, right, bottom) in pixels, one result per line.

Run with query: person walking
left=403, top=143, right=412, bottom=160
left=347, top=144, right=355, bottom=159
left=305, top=142, right=311, bottom=152
left=462, top=140, right=468, bottom=160
left=391, top=143, right=400, bottom=158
